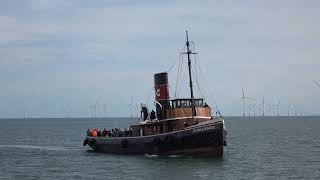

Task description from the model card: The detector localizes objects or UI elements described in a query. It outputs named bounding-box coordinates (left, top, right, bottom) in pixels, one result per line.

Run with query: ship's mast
left=185, top=31, right=196, bottom=120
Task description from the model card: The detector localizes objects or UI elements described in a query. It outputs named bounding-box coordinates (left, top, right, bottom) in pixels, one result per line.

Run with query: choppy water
left=0, top=117, right=319, bottom=179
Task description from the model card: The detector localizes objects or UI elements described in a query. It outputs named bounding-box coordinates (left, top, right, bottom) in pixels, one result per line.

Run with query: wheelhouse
left=170, top=98, right=204, bottom=109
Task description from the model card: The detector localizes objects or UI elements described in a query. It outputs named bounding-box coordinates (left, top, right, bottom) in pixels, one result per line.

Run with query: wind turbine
left=248, top=103, right=257, bottom=117
left=241, top=88, right=256, bottom=117
left=277, top=100, right=280, bottom=117
left=256, top=96, right=265, bottom=117
left=94, top=101, right=99, bottom=118
left=262, top=96, right=265, bottom=117
left=287, top=104, right=297, bottom=118
left=128, top=96, right=133, bottom=118
left=278, top=100, right=280, bottom=117
left=269, top=100, right=280, bottom=117
left=241, top=88, right=245, bottom=117
left=103, top=104, right=108, bottom=119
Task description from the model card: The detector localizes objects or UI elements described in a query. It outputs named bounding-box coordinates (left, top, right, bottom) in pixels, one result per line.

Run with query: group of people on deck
left=87, top=128, right=133, bottom=137
left=141, top=107, right=157, bottom=121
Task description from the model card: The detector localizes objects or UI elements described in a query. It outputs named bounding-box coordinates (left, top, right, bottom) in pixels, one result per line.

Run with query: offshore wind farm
left=239, top=90, right=306, bottom=118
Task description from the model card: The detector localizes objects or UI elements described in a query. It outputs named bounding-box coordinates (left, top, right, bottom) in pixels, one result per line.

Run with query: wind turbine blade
left=244, top=96, right=256, bottom=102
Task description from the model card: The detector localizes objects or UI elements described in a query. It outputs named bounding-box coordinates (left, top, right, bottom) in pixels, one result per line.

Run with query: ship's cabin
left=170, top=98, right=205, bottom=109
left=130, top=98, right=213, bottom=136
left=166, top=98, right=210, bottom=120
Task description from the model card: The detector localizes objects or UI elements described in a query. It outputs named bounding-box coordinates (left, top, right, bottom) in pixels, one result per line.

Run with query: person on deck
left=150, top=110, right=156, bottom=120
left=141, top=106, right=148, bottom=121
left=102, top=128, right=107, bottom=137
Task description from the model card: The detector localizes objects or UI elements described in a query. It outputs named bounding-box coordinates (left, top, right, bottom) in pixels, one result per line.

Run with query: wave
left=144, top=154, right=159, bottom=158
left=144, top=154, right=184, bottom=158
left=0, top=144, right=80, bottom=151
left=168, top=155, right=184, bottom=158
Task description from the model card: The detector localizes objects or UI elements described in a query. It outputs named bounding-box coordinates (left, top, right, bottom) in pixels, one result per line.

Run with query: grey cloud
left=0, top=0, right=319, bottom=117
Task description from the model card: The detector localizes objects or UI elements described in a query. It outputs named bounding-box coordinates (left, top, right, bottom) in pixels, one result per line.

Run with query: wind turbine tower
left=262, top=96, right=265, bottom=117
left=103, top=104, right=108, bottom=119
left=242, top=88, right=245, bottom=117
left=241, top=88, right=246, bottom=117
left=277, top=100, right=280, bottom=117
left=241, top=88, right=256, bottom=117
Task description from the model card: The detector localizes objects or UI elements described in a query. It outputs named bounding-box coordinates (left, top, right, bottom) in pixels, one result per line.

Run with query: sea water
left=0, top=117, right=319, bottom=179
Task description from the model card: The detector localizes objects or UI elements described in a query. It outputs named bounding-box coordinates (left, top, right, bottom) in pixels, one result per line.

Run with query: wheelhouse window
left=171, top=99, right=204, bottom=108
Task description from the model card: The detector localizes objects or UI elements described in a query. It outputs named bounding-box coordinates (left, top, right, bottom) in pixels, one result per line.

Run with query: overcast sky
left=1, top=0, right=320, bottom=118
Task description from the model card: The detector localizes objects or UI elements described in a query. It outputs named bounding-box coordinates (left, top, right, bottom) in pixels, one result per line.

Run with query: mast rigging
left=183, top=31, right=197, bottom=120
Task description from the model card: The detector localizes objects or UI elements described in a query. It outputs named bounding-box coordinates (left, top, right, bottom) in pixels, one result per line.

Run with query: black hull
left=84, top=120, right=226, bottom=157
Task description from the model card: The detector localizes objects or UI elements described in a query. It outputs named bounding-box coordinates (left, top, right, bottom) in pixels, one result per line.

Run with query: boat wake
left=0, top=144, right=79, bottom=151
left=168, top=155, right=184, bottom=158
left=144, top=154, right=159, bottom=158
left=144, top=154, right=184, bottom=158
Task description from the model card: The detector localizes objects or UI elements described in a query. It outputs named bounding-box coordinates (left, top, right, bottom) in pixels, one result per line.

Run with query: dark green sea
left=0, top=117, right=319, bottom=179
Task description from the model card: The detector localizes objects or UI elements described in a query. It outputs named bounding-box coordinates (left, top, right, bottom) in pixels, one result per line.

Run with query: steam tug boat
left=83, top=32, right=227, bottom=157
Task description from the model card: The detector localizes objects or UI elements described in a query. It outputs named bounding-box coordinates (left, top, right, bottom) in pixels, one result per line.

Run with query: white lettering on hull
left=192, top=125, right=214, bottom=133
